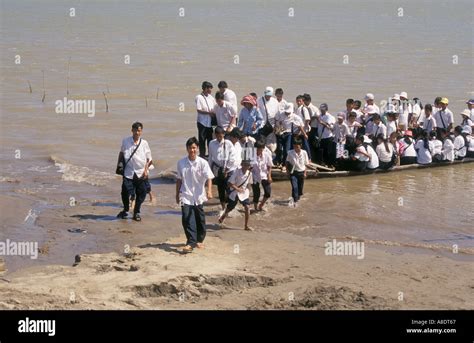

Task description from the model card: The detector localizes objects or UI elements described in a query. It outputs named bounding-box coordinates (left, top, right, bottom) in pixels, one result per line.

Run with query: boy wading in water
left=286, top=138, right=309, bottom=207
left=176, top=137, right=214, bottom=253
left=218, top=159, right=254, bottom=231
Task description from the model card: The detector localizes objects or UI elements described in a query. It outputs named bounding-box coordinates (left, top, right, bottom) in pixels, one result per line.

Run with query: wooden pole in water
left=103, top=92, right=109, bottom=112
left=145, top=96, right=148, bottom=108
left=27, top=80, right=32, bottom=93
left=41, top=70, right=46, bottom=103
left=156, top=87, right=159, bottom=100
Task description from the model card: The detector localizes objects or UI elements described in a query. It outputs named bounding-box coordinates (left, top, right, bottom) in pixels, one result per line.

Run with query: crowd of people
left=112, top=82, right=474, bottom=253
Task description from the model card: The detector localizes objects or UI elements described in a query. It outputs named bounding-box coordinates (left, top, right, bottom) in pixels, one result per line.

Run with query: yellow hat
left=440, top=97, right=449, bottom=105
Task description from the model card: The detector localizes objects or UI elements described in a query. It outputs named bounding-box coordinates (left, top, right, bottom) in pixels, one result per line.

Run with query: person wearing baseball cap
left=434, top=97, right=454, bottom=138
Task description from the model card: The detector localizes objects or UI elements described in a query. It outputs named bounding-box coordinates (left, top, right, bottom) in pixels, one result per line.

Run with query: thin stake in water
left=41, top=70, right=46, bottom=103
left=103, top=92, right=109, bottom=112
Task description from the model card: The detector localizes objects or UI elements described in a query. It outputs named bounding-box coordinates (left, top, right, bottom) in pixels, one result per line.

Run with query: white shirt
left=223, top=88, right=238, bottom=113
left=121, top=137, right=152, bottom=180
left=208, top=139, right=236, bottom=171
left=334, top=122, right=350, bottom=142
left=257, top=96, right=279, bottom=126
left=400, top=138, right=417, bottom=157
left=398, top=102, right=412, bottom=129
left=366, top=145, right=379, bottom=169
left=276, top=112, right=304, bottom=134
left=307, top=103, right=321, bottom=128
left=318, top=113, right=336, bottom=139
left=431, top=139, right=442, bottom=155
left=468, top=135, right=474, bottom=152
left=354, top=145, right=369, bottom=162
left=371, top=122, right=387, bottom=139
left=296, top=105, right=311, bottom=132
left=277, top=98, right=288, bottom=115
left=415, top=140, right=433, bottom=164
left=442, top=138, right=454, bottom=161
left=196, top=93, right=216, bottom=128
left=214, top=101, right=237, bottom=130
left=177, top=156, right=214, bottom=206
left=363, top=103, right=380, bottom=114
left=453, top=135, right=467, bottom=158
left=348, top=121, right=362, bottom=138
left=286, top=149, right=309, bottom=172
left=423, top=116, right=437, bottom=132
left=252, top=151, right=273, bottom=182
left=376, top=142, right=394, bottom=163
left=233, top=141, right=243, bottom=168
left=434, top=108, right=454, bottom=129
left=228, top=167, right=252, bottom=201
left=387, top=120, right=398, bottom=137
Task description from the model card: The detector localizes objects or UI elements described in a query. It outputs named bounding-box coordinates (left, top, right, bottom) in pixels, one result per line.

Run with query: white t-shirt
left=363, top=103, right=380, bottom=114
left=318, top=113, right=336, bottom=139
left=286, top=149, right=309, bottom=172
left=431, top=139, right=443, bottom=155
left=442, top=138, right=454, bottom=161
left=415, top=140, right=433, bottom=164
left=252, top=151, right=273, bottom=182
left=307, top=103, right=321, bottom=128
left=422, top=116, right=437, bottom=132
left=400, top=138, right=417, bottom=157
left=387, top=120, right=398, bottom=137
left=354, top=145, right=369, bottom=162
left=468, top=135, right=474, bottom=152
left=177, top=156, right=214, bottom=206
left=214, top=100, right=237, bottom=130
left=366, top=145, right=379, bottom=169
left=228, top=167, right=252, bottom=201
left=121, top=137, right=152, bottom=180
left=276, top=112, right=304, bottom=134
left=296, top=105, right=311, bottom=132
left=223, top=88, right=238, bottom=113
left=277, top=98, right=288, bottom=115
left=376, top=142, right=394, bottom=163
left=434, top=108, right=454, bottom=130
left=208, top=139, right=236, bottom=171
left=257, top=96, right=279, bottom=126
left=371, top=122, right=387, bottom=139
left=196, top=93, right=216, bottom=128
left=348, top=121, right=362, bottom=138
left=334, top=122, right=350, bottom=142
left=453, top=135, right=467, bottom=158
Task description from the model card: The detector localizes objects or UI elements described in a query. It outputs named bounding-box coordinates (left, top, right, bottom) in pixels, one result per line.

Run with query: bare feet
left=182, top=245, right=193, bottom=253
left=257, top=202, right=264, bottom=211
left=196, top=243, right=204, bottom=249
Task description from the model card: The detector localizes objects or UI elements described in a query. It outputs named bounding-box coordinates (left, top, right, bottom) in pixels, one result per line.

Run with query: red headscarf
left=240, top=95, right=256, bottom=107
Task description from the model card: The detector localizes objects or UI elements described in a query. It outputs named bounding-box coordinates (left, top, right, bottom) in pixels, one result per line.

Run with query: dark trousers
left=252, top=179, right=271, bottom=204
left=320, top=138, right=336, bottom=166
left=281, top=133, right=292, bottom=165
left=215, top=171, right=232, bottom=204
left=181, top=204, right=206, bottom=246
left=290, top=171, right=305, bottom=202
left=121, top=174, right=147, bottom=214
left=197, top=122, right=213, bottom=157
left=274, top=134, right=283, bottom=165
left=308, top=127, right=319, bottom=162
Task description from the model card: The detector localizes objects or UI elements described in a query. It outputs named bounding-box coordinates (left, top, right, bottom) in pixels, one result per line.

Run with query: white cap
left=365, top=105, right=377, bottom=114
left=365, top=93, right=375, bottom=100
left=284, top=102, right=294, bottom=113
left=264, top=86, right=274, bottom=96
left=392, top=94, right=400, bottom=101
left=400, top=91, right=408, bottom=99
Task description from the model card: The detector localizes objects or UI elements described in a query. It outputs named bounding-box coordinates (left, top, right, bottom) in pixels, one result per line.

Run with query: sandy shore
left=1, top=201, right=473, bottom=310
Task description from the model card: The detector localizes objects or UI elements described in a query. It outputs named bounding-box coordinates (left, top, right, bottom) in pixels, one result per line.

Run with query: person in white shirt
left=195, top=81, right=216, bottom=157
left=318, top=103, right=336, bottom=166
left=285, top=139, right=309, bottom=205
left=376, top=134, right=395, bottom=170
left=117, top=122, right=152, bottom=222
left=434, top=98, right=454, bottom=137
left=340, top=98, right=355, bottom=121
left=275, top=102, right=306, bottom=170
left=218, top=160, right=253, bottom=231
left=399, top=131, right=417, bottom=165
left=363, top=105, right=377, bottom=135
left=218, top=81, right=238, bottom=114
left=251, top=140, right=273, bottom=211
left=410, top=97, right=423, bottom=128
left=295, top=95, right=311, bottom=133
left=386, top=111, right=398, bottom=138
left=364, top=136, right=379, bottom=170
left=257, top=86, right=279, bottom=127
left=421, top=104, right=437, bottom=133
left=350, top=135, right=370, bottom=171
left=369, top=114, right=387, bottom=140
left=176, top=137, right=214, bottom=253
left=275, top=88, right=288, bottom=115
left=347, top=111, right=363, bottom=138
left=415, top=131, right=434, bottom=165
left=334, top=113, right=349, bottom=159
left=214, top=92, right=237, bottom=133
left=429, top=131, right=443, bottom=162
left=463, top=126, right=474, bottom=158
left=453, top=126, right=467, bottom=160
left=440, top=129, right=454, bottom=162
left=353, top=100, right=365, bottom=124
left=460, top=109, right=473, bottom=131
left=208, top=126, right=236, bottom=210
left=363, top=93, right=380, bottom=115
left=465, top=98, right=474, bottom=122
left=303, top=93, right=321, bottom=162
left=398, top=91, right=412, bottom=130
left=274, top=88, right=288, bottom=166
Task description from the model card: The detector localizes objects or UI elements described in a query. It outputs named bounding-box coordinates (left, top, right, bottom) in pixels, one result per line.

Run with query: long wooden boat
left=270, top=158, right=474, bottom=181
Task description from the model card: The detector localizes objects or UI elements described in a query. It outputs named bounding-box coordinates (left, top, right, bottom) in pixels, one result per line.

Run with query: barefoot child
left=286, top=138, right=309, bottom=206
left=252, top=140, right=273, bottom=211
left=219, top=159, right=253, bottom=231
